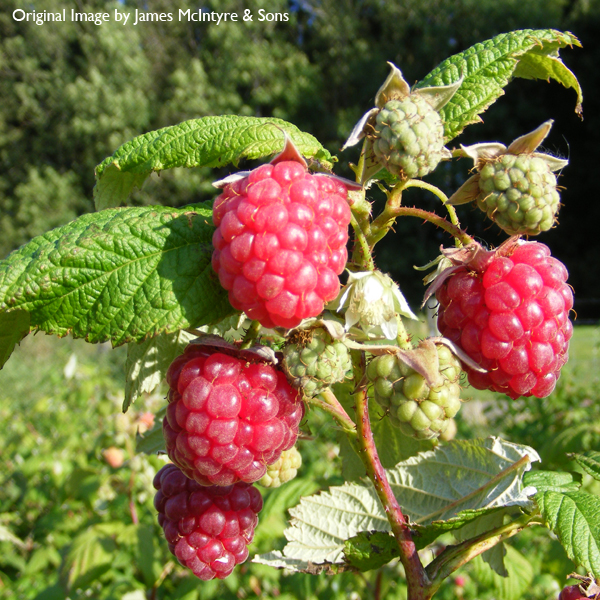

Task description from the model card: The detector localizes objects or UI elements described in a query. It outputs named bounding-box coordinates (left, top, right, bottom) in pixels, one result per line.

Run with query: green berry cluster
left=258, top=446, right=302, bottom=488
left=372, top=96, right=446, bottom=180
left=283, top=328, right=352, bottom=398
left=367, top=345, right=463, bottom=440
left=477, top=154, right=560, bottom=235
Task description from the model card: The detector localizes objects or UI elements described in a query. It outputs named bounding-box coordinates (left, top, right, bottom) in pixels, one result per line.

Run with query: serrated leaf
left=524, top=470, right=582, bottom=493
left=570, top=451, right=600, bottom=482
left=94, top=116, right=333, bottom=209
left=414, top=29, right=582, bottom=141
left=0, top=203, right=234, bottom=346
left=471, top=545, right=533, bottom=600
left=536, top=490, right=600, bottom=577
left=343, top=531, right=399, bottom=572
left=124, top=330, right=195, bottom=411
left=60, top=526, right=117, bottom=591
left=0, top=309, right=30, bottom=369
left=255, top=437, right=537, bottom=569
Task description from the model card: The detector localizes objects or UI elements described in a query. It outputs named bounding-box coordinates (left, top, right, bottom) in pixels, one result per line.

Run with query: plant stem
left=351, top=213, right=375, bottom=271
left=352, top=359, right=430, bottom=599
left=372, top=206, right=473, bottom=247
left=313, top=388, right=357, bottom=437
left=402, top=180, right=462, bottom=242
left=426, top=513, right=538, bottom=595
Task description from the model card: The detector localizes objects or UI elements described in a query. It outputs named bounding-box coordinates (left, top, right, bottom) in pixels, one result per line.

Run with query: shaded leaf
left=343, top=531, right=398, bottom=572
left=0, top=309, right=29, bottom=369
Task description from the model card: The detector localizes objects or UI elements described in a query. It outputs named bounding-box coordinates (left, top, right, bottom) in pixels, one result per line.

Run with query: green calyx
left=367, top=344, right=463, bottom=440
left=283, top=328, right=352, bottom=398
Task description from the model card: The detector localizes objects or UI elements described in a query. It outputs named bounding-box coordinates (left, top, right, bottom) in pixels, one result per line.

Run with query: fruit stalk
left=425, top=512, right=537, bottom=594
left=314, top=388, right=357, bottom=437
left=370, top=205, right=473, bottom=247
left=353, top=371, right=431, bottom=598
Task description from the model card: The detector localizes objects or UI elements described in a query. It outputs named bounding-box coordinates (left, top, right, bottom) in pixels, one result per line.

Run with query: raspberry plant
left=1, top=29, right=599, bottom=599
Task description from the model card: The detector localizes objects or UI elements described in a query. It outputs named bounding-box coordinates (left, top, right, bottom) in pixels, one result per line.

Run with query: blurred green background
left=2, top=0, right=600, bottom=598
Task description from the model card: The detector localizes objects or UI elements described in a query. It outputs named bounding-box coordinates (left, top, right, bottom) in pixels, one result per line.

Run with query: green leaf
left=0, top=523, right=27, bottom=550
left=0, top=202, right=234, bottom=346
left=0, top=309, right=30, bottom=369
left=124, top=330, right=195, bottom=411
left=94, top=116, right=333, bottom=209
left=415, top=29, right=582, bottom=141
left=343, top=531, right=398, bottom=572
left=524, top=470, right=582, bottom=493
left=536, top=490, right=600, bottom=577
left=254, top=437, right=537, bottom=570
left=570, top=451, right=600, bottom=482
left=60, top=525, right=117, bottom=591
left=471, top=545, right=534, bottom=600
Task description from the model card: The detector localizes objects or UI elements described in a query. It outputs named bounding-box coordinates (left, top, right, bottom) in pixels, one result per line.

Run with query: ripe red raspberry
left=163, top=343, right=305, bottom=486
left=558, top=585, right=587, bottom=600
left=211, top=159, right=352, bottom=329
left=153, top=463, right=262, bottom=581
left=434, top=240, right=573, bottom=399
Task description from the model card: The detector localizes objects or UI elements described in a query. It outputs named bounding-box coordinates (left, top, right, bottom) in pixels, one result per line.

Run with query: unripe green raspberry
left=368, top=345, right=463, bottom=440
left=283, top=328, right=352, bottom=397
left=371, top=95, right=446, bottom=180
left=477, top=154, right=560, bottom=235
left=258, top=446, right=302, bottom=488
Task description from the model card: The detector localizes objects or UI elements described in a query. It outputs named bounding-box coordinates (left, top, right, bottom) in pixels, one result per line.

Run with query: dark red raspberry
left=153, top=463, right=262, bottom=581
left=163, top=344, right=305, bottom=486
left=211, top=160, right=352, bottom=329
left=435, top=240, right=573, bottom=399
left=558, top=585, right=587, bottom=600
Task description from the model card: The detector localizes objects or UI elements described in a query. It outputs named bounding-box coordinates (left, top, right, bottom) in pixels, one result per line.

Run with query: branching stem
left=351, top=354, right=430, bottom=599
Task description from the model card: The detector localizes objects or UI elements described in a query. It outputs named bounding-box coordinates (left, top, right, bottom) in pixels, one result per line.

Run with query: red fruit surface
left=211, top=161, right=352, bottom=328
left=436, top=241, right=573, bottom=399
left=558, top=585, right=587, bottom=600
left=164, top=344, right=305, bottom=486
left=153, top=463, right=263, bottom=581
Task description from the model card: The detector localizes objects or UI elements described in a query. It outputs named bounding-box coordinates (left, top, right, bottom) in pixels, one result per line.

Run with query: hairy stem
left=373, top=206, right=473, bottom=247
left=426, top=513, right=538, bottom=594
left=352, top=355, right=430, bottom=599
left=240, top=320, right=262, bottom=349
left=402, top=180, right=462, bottom=244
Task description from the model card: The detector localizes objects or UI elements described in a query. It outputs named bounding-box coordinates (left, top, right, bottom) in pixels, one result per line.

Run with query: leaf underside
left=254, top=437, right=537, bottom=571
left=0, top=202, right=233, bottom=351
left=415, top=29, right=582, bottom=142
left=94, top=116, right=334, bottom=210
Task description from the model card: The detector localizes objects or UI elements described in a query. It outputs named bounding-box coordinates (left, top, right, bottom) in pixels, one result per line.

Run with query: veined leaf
left=254, top=437, right=537, bottom=570
left=415, top=29, right=582, bottom=141
left=523, top=470, right=582, bottom=493
left=570, top=451, right=600, bottom=482
left=0, top=203, right=234, bottom=347
left=0, top=309, right=29, bottom=369
left=536, top=490, right=600, bottom=577
left=94, top=116, right=333, bottom=209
